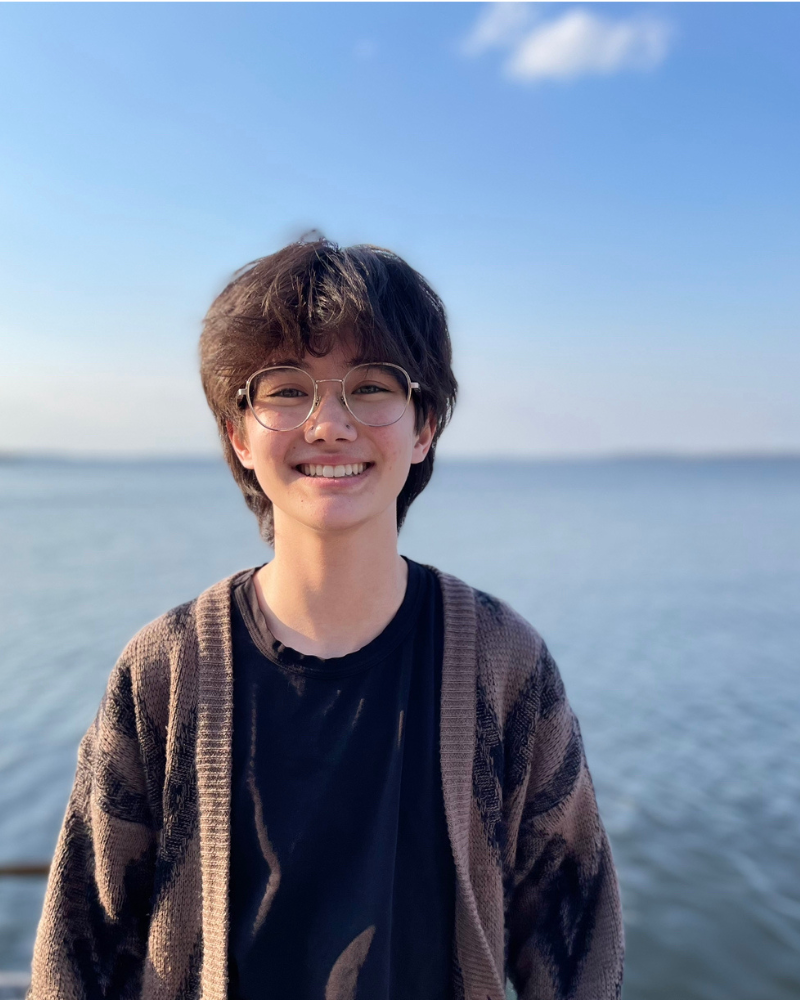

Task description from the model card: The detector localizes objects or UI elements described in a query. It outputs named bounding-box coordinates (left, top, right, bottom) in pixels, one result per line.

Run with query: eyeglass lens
left=247, top=364, right=411, bottom=431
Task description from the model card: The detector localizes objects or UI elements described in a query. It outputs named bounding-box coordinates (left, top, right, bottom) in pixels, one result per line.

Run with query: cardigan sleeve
left=505, top=645, right=624, bottom=1000
left=27, top=656, right=157, bottom=1000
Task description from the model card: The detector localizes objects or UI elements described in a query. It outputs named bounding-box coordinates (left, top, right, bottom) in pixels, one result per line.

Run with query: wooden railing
left=0, top=864, right=49, bottom=877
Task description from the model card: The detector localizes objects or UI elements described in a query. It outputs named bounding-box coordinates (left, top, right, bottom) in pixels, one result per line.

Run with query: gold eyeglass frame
left=236, top=362, right=421, bottom=432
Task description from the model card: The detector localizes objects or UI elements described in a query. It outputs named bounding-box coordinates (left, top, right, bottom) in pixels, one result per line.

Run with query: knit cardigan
left=27, top=567, right=624, bottom=1000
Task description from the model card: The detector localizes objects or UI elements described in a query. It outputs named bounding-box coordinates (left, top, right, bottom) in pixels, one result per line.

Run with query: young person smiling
left=225, top=334, right=435, bottom=661
left=28, top=239, right=624, bottom=1000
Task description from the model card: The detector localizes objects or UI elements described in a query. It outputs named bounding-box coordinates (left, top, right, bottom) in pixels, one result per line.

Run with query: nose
left=304, top=383, right=357, bottom=442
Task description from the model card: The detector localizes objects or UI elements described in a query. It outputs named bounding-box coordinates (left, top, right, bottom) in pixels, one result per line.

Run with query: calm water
left=1, top=456, right=798, bottom=999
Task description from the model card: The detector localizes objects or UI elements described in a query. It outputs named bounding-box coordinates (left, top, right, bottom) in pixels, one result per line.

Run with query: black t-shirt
left=227, top=558, right=456, bottom=1000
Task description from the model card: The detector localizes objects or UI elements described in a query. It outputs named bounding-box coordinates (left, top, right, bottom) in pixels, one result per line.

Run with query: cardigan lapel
left=433, top=569, right=507, bottom=1000
left=195, top=575, right=237, bottom=1000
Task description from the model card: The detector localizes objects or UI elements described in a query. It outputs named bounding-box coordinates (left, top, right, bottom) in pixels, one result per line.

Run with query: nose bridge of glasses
left=309, top=378, right=349, bottom=421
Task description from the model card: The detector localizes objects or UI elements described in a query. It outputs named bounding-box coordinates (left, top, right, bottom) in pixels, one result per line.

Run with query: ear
left=226, top=418, right=255, bottom=470
left=410, top=412, right=437, bottom=465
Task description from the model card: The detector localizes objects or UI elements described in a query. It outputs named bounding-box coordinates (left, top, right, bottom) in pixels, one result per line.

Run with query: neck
left=254, top=511, right=408, bottom=658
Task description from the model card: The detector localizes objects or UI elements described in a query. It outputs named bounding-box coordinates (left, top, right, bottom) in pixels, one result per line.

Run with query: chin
left=311, top=505, right=377, bottom=533
left=286, top=497, right=393, bottom=536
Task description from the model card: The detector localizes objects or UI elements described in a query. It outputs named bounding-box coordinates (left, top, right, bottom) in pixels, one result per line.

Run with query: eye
left=268, top=387, right=308, bottom=398
left=351, top=382, right=389, bottom=395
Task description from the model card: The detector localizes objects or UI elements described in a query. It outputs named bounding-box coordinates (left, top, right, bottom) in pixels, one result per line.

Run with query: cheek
left=248, top=434, right=290, bottom=487
left=380, top=426, right=417, bottom=477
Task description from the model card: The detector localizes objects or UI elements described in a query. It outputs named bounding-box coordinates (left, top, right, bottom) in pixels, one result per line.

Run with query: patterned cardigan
left=27, top=567, right=624, bottom=1000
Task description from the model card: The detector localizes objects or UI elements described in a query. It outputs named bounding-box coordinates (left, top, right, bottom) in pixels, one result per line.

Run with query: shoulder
left=122, top=568, right=251, bottom=657
left=109, top=569, right=251, bottom=716
left=430, top=565, right=547, bottom=661
left=429, top=566, right=562, bottom=721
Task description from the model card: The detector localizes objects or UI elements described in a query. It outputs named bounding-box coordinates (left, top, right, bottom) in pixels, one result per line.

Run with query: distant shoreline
left=2, top=451, right=800, bottom=465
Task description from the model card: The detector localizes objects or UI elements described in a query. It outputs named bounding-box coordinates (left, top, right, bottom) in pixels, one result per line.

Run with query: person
left=27, top=238, right=624, bottom=1000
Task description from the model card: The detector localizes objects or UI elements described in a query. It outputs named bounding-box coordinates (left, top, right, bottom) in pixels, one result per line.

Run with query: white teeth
left=299, top=463, right=368, bottom=477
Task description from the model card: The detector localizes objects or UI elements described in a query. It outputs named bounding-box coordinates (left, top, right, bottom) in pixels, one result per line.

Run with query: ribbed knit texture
left=27, top=568, right=624, bottom=1000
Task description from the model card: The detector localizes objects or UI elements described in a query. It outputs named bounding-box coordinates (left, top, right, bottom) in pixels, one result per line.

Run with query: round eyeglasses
left=236, top=363, right=421, bottom=432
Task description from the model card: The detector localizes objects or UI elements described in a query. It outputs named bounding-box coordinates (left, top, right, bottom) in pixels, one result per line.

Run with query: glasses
left=236, top=363, right=420, bottom=432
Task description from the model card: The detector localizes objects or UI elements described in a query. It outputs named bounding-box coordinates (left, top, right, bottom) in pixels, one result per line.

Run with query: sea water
left=1, top=456, right=798, bottom=1000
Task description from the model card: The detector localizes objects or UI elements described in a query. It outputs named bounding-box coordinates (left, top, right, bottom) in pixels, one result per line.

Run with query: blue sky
left=1, top=2, right=798, bottom=457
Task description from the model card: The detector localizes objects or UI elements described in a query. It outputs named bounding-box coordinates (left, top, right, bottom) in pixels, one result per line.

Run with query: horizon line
left=2, top=449, right=800, bottom=464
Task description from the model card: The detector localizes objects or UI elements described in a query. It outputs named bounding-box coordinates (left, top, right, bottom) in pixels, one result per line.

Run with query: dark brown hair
left=199, top=237, right=458, bottom=546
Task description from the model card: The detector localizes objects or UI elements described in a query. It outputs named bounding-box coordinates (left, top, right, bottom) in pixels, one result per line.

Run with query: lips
left=297, top=462, right=372, bottom=478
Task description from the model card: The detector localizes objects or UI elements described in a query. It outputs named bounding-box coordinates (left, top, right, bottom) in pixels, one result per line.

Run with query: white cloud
left=462, top=4, right=672, bottom=82
left=509, top=9, right=670, bottom=80
left=460, top=1, right=534, bottom=56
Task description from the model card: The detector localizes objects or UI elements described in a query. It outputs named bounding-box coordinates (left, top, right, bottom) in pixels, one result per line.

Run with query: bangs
left=249, top=321, right=414, bottom=374
left=205, top=243, right=427, bottom=407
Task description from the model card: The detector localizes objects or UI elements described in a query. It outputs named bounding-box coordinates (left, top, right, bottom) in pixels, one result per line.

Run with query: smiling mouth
left=297, top=462, right=372, bottom=478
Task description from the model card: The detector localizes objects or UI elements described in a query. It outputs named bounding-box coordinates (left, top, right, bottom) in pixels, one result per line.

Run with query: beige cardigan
left=27, top=567, right=624, bottom=1000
